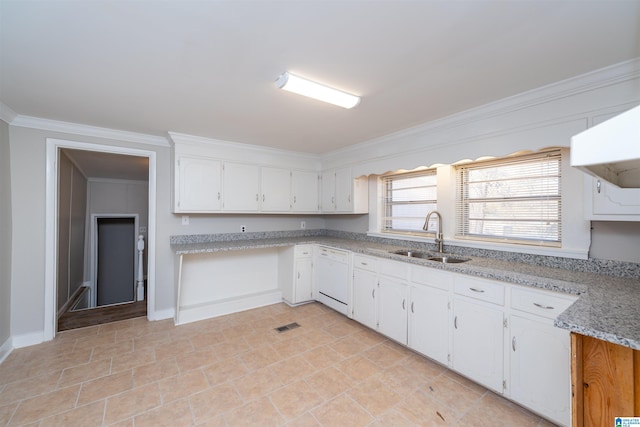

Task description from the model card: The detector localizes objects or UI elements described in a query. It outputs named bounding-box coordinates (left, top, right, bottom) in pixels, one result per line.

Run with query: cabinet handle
left=454, top=316, right=458, bottom=329
left=360, top=262, right=368, bottom=266
left=533, top=302, right=554, bottom=310
left=411, top=302, right=414, bottom=313
left=348, top=195, right=351, bottom=203
left=262, top=194, right=265, bottom=202
left=294, top=195, right=297, bottom=203
left=372, top=289, right=375, bottom=299
left=596, top=179, right=601, bottom=194
left=297, top=272, right=300, bottom=279
left=470, top=287, right=485, bottom=293
left=512, top=336, right=517, bottom=352
left=217, top=192, right=221, bottom=200
left=402, top=299, right=406, bottom=310
left=256, top=194, right=259, bottom=202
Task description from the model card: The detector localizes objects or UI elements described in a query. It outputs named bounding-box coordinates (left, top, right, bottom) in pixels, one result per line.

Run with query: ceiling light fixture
left=275, top=72, right=360, bottom=109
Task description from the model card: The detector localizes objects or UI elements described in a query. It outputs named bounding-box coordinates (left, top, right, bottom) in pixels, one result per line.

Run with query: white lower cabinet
left=352, top=266, right=378, bottom=330
left=509, top=286, right=576, bottom=426
left=408, top=284, right=450, bottom=365
left=279, top=245, right=314, bottom=305
left=452, top=296, right=505, bottom=393
left=377, top=277, right=408, bottom=345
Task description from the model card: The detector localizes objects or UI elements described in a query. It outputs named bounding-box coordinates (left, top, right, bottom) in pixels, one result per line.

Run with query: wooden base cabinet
left=571, top=333, right=640, bottom=427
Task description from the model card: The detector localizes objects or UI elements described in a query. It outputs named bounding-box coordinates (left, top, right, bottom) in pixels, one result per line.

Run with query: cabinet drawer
left=511, top=287, right=577, bottom=319
left=317, top=246, right=349, bottom=263
left=295, top=245, right=313, bottom=258
left=454, top=276, right=504, bottom=305
left=353, top=254, right=378, bottom=272
left=410, top=265, right=453, bottom=291
left=378, top=259, right=408, bottom=280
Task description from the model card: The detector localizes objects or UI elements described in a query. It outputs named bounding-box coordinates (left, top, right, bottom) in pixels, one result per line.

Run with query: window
left=382, top=169, right=437, bottom=234
left=456, top=151, right=562, bottom=246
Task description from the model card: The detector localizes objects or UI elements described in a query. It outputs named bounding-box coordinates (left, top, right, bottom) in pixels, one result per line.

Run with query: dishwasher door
left=316, top=247, right=350, bottom=315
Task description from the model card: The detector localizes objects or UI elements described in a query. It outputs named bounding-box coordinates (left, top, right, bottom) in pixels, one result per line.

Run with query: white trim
left=12, top=331, right=45, bottom=348
left=149, top=307, right=175, bottom=321
left=14, top=116, right=169, bottom=147
left=45, top=138, right=157, bottom=341
left=0, top=337, right=12, bottom=364
left=0, top=101, right=17, bottom=124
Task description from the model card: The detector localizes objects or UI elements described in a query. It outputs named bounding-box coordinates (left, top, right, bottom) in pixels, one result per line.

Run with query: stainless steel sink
left=390, top=250, right=432, bottom=259
left=426, top=256, right=469, bottom=264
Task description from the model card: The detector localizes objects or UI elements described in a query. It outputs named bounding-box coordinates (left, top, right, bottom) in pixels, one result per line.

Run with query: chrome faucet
left=423, top=210, right=444, bottom=253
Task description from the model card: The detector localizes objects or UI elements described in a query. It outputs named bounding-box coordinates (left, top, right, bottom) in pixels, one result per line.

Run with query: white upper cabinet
left=261, top=167, right=292, bottom=212
left=223, top=162, right=261, bottom=211
left=292, top=170, right=319, bottom=212
left=174, top=155, right=222, bottom=213
left=321, top=167, right=368, bottom=213
left=584, top=176, right=640, bottom=221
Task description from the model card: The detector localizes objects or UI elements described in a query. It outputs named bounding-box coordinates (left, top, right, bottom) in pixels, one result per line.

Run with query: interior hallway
left=0, top=302, right=556, bottom=426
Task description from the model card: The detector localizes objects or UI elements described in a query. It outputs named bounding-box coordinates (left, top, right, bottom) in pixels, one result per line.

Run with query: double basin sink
left=390, top=249, right=470, bottom=264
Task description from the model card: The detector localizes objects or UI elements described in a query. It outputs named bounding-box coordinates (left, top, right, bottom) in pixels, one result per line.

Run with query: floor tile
left=0, top=302, right=553, bottom=426
left=311, top=394, right=374, bottom=427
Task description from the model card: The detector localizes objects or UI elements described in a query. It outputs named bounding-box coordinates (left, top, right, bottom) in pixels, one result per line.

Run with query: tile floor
left=0, top=302, right=557, bottom=426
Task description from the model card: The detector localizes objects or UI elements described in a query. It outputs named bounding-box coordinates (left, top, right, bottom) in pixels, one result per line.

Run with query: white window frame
left=368, top=148, right=590, bottom=259
left=380, top=169, right=438, bottom=236
left=455, top=150, right=562, bottom=247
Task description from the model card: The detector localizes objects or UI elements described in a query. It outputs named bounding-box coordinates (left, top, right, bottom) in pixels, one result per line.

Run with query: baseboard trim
left=0, top=336, right=13, bottom=365
left=175, top=289, right=283, bottom=325
left=149, top=307, right=175, bottom=322
left=12, top=331, right=45, bottom=349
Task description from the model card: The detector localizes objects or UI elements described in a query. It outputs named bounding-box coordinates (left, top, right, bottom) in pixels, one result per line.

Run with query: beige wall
left=57, top=151, right=87, bottom=313
left=0, top=119, right=11, bottom=351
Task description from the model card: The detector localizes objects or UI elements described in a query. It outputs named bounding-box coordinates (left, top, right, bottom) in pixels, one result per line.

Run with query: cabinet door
left=453, top=297, right=504, bottom=393
left=352, top=268, right=377, bottom=330
left=292, top=170, right=319, bottom=212
left=261, top=167, right=291, bottom=212
left=294, top=258, right=313, bottom=303
left=321, top=171, right=336, bottom=212
left=223, top=162, right=260, bottom=211
left=334, top=168, right=353, bottom=212
left=175, top=156, right=221, bottom=212
left=589, top=177, right=640, bottom=219
left=510, top=315, right=571, bottom=426
left=409, top=284, right=450, bottom=366
left=378, top=277, right=408, bottom=345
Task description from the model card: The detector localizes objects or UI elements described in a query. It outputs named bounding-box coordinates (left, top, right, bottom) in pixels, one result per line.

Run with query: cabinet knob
left=596, top=179, right=601, bottom=194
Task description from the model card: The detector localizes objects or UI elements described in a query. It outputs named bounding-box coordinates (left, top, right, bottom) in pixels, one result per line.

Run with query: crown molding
left=0, top=102, right=17, bottom=124
left=169, top=131, right=321, bottom=161
left=10, top=115, right=170, bottom=147
left=323, top=57, right=640, bottom=160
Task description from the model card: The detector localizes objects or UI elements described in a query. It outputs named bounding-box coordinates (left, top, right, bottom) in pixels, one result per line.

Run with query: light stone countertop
left=171, top=234, right=640, bottom=350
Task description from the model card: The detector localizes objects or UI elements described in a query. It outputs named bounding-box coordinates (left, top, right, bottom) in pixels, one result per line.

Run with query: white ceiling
left=1, top=0, right=639, bottom=155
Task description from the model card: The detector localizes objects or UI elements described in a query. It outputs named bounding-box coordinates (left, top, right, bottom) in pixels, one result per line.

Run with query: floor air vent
left=275, top=322, right=301, bottom=333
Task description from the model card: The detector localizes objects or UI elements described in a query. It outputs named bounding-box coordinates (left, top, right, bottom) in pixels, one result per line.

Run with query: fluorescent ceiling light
left=275, top=72, right=360, bottom=109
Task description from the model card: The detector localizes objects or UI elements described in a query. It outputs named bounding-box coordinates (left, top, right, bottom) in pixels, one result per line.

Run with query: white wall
left=590, top=222, right=640, bottom=263
left=0, top=119, right=12, bottom=355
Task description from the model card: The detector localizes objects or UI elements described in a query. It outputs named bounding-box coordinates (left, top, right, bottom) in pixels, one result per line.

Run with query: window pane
left=383, top=170, right=437, bottom=234
left=457, top=151, right=562, bottom=245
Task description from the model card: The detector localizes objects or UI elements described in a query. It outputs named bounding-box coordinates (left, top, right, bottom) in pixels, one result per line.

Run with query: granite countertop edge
left=171, top=236, right=640, bottom=350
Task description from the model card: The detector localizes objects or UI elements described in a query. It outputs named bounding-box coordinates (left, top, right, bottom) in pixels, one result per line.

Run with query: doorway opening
left=45, top=138, right=157, bottom=338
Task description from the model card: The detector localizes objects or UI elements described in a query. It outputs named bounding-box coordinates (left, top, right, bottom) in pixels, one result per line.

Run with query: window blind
left=382, top=170, right=437, bottom=234
left=456, top=151, right=562, bottom=246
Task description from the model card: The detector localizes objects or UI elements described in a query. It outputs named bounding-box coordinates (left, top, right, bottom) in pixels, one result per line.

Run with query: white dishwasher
left=316, top=246, right=350, bottom=315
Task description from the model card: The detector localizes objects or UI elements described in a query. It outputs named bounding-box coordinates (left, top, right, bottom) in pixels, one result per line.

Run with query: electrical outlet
left=300, top=221, right=306, bottom=229
left=241, top=225, right=246, bottom=232
left=181, top=215, right=190, bottom=225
